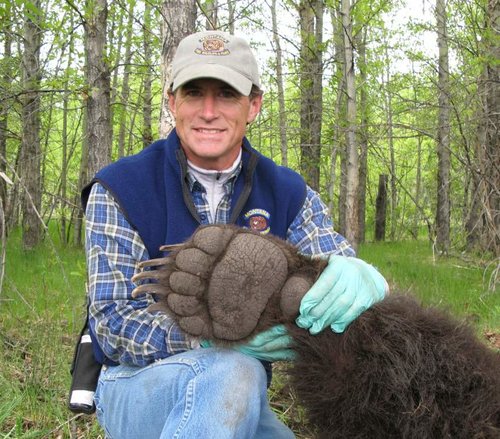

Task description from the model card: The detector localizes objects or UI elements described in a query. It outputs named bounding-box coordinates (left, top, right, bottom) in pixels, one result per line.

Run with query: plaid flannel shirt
left=86, top=171, right=355, bottom=366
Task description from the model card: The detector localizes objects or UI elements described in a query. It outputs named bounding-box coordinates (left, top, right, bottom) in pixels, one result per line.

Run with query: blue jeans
left=94, top=347, right=295, bottom=439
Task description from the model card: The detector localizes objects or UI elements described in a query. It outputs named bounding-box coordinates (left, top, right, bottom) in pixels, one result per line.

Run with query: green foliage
left=2, top=0, right=495, bottom=255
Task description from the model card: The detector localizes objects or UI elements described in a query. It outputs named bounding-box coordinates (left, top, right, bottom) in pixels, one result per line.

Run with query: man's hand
left=296, top=255, right=388, bottom=334
left=201, top=324, right=296, bottom=362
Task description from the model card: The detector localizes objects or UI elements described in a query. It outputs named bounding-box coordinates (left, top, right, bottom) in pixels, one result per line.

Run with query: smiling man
left=168, top=78, right=262, bottom=170
left=81, top=31, right=387, bottom=438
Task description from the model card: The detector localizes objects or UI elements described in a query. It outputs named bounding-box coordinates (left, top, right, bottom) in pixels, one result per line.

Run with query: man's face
left=169, top=78, right=262, bottom=170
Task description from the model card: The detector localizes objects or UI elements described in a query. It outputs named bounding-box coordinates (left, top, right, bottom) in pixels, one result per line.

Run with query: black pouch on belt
left=68, top=317, right=102, bottom=414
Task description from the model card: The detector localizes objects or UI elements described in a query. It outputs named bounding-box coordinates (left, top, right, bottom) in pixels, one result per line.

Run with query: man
left=82, top=30, right=387, bottom=438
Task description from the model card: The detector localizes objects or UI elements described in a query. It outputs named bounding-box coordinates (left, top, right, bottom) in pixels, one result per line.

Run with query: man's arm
left=286, top=186, right=355, bottom=257
left=286, top=185, right=387, bottom=334
left=85, top=183, right=193, bottom=366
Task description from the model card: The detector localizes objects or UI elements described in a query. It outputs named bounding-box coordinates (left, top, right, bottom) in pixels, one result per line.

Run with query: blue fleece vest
left=81, top=129, right=307, bottom=367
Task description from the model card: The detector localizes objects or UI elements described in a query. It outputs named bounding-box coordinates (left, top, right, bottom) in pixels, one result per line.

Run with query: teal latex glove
left=296, top=255, right=388, bottom=334
left=201, top=325, right=296, bottom=362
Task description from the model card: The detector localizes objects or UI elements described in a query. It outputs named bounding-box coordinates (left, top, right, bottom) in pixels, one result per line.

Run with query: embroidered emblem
left=195, top=35, right=230, bottom=56
left=244, top=209, right=270, bottom=234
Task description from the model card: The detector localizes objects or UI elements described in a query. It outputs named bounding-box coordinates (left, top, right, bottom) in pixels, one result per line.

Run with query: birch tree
left=341, top=0, right=359, bottom=248
left=203, top=0, right=219, bottom=29
left=0, top=4, right=13, bottom=214
left=357, top=27, right=368, bottom=243
left=116, top=0, right=135, bottom=158
left=328, top=4, right=346, bottom=231
left=271, top=0, right=288, bottom=166
left=142, top=0, right=153, bottom=148
left=435, top=0, right=451, bottom=254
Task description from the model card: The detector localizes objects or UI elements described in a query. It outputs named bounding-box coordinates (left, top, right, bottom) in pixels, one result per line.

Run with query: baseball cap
left=171, top=31, right=261, bottom=96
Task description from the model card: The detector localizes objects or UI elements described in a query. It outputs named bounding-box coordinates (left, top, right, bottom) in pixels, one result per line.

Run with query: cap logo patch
left=195, top=35, right=230, bottom=56
left=244, top=209, right=270, bottom=234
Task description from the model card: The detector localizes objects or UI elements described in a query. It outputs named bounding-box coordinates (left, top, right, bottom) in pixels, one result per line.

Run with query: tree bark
left=60, top=16, right=76, bottom=245
left=375, top=174, right=388, bottom=241
left=73, top=108, right=89, bottom=247
left=20, top=0, right=42, bottom=249
left=341, top=0, right=359, bottom=249
left=109, top=3, right=124, bottom=144
left=203, top=0, right=218, bottom=30
left=411, top=61, right=423, bottom=240
left=142, top=0, right=153, bottom=148
left=298, top=0, right=324, bottom=192
left=271, top=0, right=288, bottom=166
left=357, top=28, right=368, bottom=244
left=480, top=0, right=499, bottom=255
left=0, top=7, right=12, bottom=216
left=117, top=0, right=135, bottom=158
left=84, top=0, right=112, bottom=180
left=159, top=0, right=197, bottom=138
left=228, top=0, right=235, bottom=34
left=384, top=45, right=397, bottom=242
left=328, top=5, right=346, bottom=233
left=435, top=0, right=451, bottom=254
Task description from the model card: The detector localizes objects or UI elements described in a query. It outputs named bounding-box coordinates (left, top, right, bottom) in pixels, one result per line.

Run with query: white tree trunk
left=271, top=0, right=288, bottom=166
left=435, top=0, right=451, bottom=254
left=341, top=0, right=359, bottom=249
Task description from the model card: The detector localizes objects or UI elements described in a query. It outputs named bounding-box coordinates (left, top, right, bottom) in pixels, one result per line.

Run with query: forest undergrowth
left=0, top=227, right=498, bottom=438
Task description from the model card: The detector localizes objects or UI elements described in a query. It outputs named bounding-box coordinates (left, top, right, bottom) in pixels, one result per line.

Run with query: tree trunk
left=0, top=7, right=12, bottom=216
left=298, top=0, right=323, bottom=192
left=109, top=3, right=124, bottom=145
left=357, top=28, right=368, bottom=244
left=435, top=0, right=451, bottom=254
left=142, top=0, right=153, bottom=148
left=271, top=0, right=288, bottom=167
left=384, top=46, right=397, bottom=242
left=375, top=174, right=388, bottom=241
left=341, top=0, right=359, bottom=249
left=84, top=0, right=112, bottom=180
left=73, top=109, right=89, bottom=247
left=203, top=0, right=218, bottom=30
left=159, top=0, right=197, bottom=138
left=60, top=28, right=75, bottom=245
left=328, top=5, right=346, bottom=232
left=20, top=0, right=42, bottom=249
left=117, top=0, right=135, bottom=158
left=480, top=0, right=499, bottom=255
left=228, top=0, right=235, bottom=34
left=465, top=0, right=499, bottom=256
left=411, top=61, right=423, bottom=240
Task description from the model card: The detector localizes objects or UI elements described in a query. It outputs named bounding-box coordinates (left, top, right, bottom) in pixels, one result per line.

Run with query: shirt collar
left=186, top=150, right=243, bottom=192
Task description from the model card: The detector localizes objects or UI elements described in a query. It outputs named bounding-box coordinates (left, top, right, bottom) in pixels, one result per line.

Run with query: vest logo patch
left=195, top=35, right=230, bottom=56
left=244, top=209, right=270, bottom=234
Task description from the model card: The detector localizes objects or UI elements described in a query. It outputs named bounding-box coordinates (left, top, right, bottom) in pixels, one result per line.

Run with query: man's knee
left=208, top=348, right=268, bottom=389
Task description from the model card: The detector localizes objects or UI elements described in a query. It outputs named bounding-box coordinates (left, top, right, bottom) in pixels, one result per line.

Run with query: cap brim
left=172, top=64, right=253, bottom=96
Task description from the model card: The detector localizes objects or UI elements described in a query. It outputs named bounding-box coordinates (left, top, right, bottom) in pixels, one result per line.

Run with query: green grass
left=358, top=240, right=499, bottom=332
left=0, top=229, right=498, bottom=438
left=0, top=228, right=95, bottom=438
